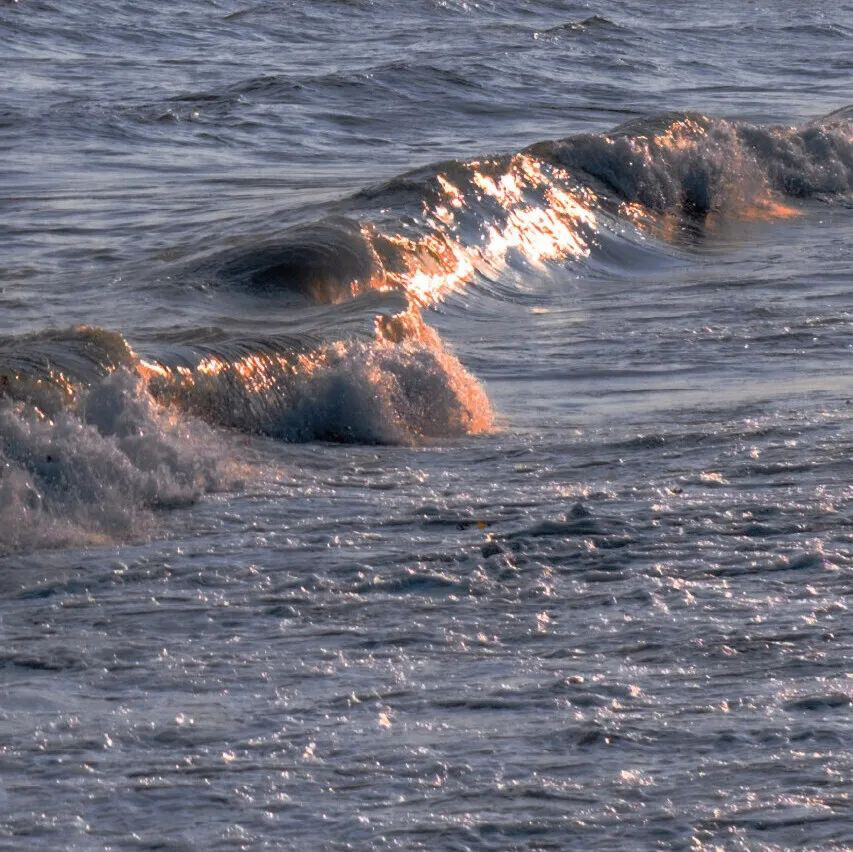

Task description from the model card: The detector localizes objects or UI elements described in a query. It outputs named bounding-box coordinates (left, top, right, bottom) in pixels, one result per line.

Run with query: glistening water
left=1, top=0, right=852, bottom=848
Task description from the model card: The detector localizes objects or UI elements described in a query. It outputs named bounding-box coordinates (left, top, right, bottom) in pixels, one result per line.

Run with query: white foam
left=0, top=370, right=226, bottom=554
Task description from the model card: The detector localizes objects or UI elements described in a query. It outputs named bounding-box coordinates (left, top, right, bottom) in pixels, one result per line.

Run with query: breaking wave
left=142, top=312, right=493, bottom=444
left=531, top=111, right=851, bottom=215
left=200, top=109, right=852, bottom=305
left=0, top=319, right=490, bottom=553
left=1, top=108, right=850, bottom=552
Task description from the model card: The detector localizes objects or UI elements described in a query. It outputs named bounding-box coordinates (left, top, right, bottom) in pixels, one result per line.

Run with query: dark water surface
left=1, top=1, right=852, bottom=848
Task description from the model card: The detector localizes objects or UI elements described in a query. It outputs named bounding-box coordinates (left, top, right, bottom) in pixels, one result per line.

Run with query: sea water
left=1, top=1, right=851, bottom=847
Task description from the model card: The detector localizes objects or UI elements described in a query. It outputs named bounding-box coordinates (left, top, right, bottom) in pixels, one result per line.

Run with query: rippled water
left=1, top=1, right=852, bottom=848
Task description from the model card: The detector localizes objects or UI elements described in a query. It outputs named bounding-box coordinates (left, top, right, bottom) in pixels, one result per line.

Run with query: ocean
left=1, top=0, right=852, bottom=847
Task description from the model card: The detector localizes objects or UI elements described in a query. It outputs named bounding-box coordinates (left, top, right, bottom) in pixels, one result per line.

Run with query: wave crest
left=144, top=313, right=492, bottom=444
left=532, top=112, right=851, bottom=216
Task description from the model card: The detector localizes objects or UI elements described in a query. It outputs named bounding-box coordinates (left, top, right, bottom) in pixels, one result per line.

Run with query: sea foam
left=0, top=370, right=225, bottom=554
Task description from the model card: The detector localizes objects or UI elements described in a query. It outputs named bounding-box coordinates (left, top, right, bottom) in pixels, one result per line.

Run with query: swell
left=4, top=109, right=851, bottom=414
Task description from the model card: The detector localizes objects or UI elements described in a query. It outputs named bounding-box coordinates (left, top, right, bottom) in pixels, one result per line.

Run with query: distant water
left=1, top=0, right=852, bottom=847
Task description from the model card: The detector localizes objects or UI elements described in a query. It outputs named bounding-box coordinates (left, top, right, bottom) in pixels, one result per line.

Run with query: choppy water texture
left=1, top=0, right=852, bottom=848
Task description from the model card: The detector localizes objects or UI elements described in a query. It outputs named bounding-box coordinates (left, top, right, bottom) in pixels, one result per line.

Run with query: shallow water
left=1, top=1, right=852, bottom=848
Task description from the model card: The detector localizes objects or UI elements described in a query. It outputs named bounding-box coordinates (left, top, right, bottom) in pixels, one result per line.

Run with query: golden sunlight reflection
left=131, top=155, right=594, bottom=414
left=366, top=154, right=599, bottom=309
left=129, top=123, right=807, bottom=421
